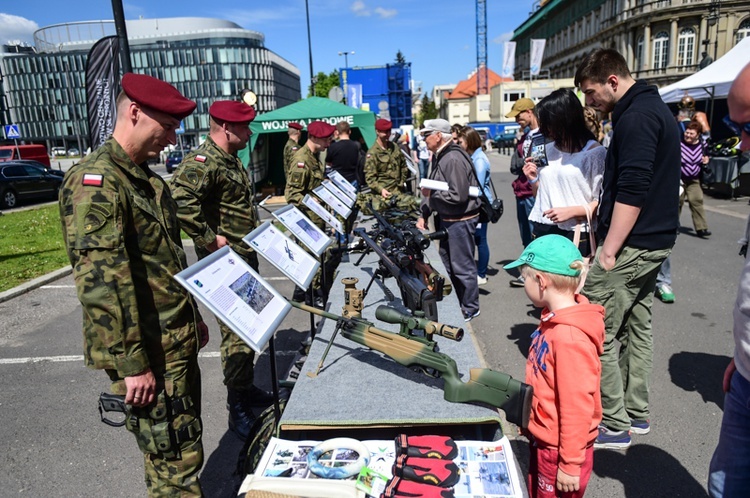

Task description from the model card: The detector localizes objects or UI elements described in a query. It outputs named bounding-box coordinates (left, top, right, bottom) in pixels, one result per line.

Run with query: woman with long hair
left=522, top=89, right=606, bottom=255
left=458, top=126, right=493, bottom=285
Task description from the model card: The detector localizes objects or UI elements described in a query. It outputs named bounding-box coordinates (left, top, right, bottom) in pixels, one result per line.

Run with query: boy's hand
left=556, top=468, right=580, bottom=493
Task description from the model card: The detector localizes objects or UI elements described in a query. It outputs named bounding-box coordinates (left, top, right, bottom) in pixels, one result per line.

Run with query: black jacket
left=597, top=80, right=680, bottom=250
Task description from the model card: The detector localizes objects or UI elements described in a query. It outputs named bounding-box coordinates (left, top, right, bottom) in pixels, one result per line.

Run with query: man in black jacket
left=416, top=119, right=482, bottom=321
left=575, top=49, right=680, bottom=449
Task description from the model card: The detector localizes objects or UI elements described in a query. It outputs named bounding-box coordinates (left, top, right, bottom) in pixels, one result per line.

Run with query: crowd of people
left=57, top=51, right=750, bottom=497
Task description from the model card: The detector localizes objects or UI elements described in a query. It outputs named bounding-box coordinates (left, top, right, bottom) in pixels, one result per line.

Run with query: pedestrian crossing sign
left=4, top=124, right=20, bottom=139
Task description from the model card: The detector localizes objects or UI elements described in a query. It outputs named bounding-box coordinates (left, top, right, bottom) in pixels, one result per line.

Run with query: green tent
left=238, top=96, right=377, bottom=168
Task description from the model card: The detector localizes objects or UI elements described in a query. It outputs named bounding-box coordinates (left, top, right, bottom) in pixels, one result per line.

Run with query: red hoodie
left=525, top=294, right=605, bottom=476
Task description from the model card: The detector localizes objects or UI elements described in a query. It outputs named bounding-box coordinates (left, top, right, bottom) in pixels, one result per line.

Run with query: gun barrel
left=426, top=229, right=448, bottom=242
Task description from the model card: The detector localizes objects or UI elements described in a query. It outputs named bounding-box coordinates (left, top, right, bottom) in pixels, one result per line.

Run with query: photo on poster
left=272, top=204, right=331, bottom=257
left=313, top=184, right=352, bottom=218
left=174, top=246, right=291, bottom=353
left=243, top=221, right=320, bottom=289
left=322, top=179, right=355, bottom=208
left=326, top=169, right=358, bottom=202
left=302, top=194, right=344, bottom=234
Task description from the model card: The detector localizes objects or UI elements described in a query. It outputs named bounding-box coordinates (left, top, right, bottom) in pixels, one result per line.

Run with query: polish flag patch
left=82, top=174, right=104, bottom=187
left=297, top=162, right=305, bottom=168
left=195, top=155, right=207, bottom=163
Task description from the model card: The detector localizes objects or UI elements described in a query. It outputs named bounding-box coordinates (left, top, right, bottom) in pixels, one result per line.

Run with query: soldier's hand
left=207, top=235, right=228, bottom=252
left=125, top=368, right=156, bottom=407
left=197, top=321, right=209, bottom=349
left=416, top=217, right=427, bottom=231
left=381, top=188, right=392, bottom=199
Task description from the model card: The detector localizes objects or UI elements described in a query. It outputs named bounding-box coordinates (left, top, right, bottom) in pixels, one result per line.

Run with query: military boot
left=227, top=388, right=255, bottom=441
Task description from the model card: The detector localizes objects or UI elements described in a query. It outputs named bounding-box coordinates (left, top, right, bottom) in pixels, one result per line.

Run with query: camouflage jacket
left=364, top=141, right=408, bottom=194
left=170, top=136, right=258, bottom=264
left=284, top=144, right=325, bottom=228
left=283, top=138, right=300, bottom=180
left=59, top=138, right=202, bottom=377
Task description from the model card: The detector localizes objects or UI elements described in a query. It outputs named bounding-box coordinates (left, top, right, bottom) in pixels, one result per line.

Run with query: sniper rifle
left=290, top=300, right=532, bottom=429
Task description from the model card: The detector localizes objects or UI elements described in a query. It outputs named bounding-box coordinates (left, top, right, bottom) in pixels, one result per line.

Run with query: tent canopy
left=659, top=37, right=750, bottom=103
left=247, top=96, right=377, bottom=152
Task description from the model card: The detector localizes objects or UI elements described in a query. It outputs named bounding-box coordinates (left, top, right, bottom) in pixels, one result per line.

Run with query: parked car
left=0, top=161, right=64, bottom=209
left=12, top=159, right=65, bottom=177
left=165, top=150, right=185, bottom=173
left=67, top=148, right=80, bottom=157
left=51, top=147, right=67, bottom=157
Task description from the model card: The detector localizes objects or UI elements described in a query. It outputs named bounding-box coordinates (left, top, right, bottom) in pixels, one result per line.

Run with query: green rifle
left=291, top=300, right=532, bottom=428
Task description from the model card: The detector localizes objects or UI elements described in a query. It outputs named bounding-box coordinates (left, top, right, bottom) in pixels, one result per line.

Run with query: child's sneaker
left=630, top=419, right=651, bottom=435
left=594, top=424, right=631, bottom=449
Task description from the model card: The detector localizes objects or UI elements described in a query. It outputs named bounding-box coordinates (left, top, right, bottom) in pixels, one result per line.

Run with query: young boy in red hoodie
left=505, top=235, right=605, bottom=497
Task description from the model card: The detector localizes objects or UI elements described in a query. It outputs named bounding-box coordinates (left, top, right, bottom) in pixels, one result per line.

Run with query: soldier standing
left=171, top=100, right=274, bottom=441
left=364, top=118, right=415, bottom=211
left=283, top=122, right=303, bottom=180
left=285, top=120, right=336, bottom=305
left=59, top=73, right=208, bottom=496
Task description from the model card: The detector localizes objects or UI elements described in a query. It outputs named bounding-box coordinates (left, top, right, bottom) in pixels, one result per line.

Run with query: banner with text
left=529, top=39, right=546, bottom=76
left=502, top=42, right=516, bottom=79
left=85, top=36, right=120, bottom=151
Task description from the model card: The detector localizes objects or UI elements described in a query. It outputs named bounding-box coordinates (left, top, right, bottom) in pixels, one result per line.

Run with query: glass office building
left=0, top=17, right=301, bottom=151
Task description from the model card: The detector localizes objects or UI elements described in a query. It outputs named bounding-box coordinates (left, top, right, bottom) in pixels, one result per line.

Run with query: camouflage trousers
left=219, top=320, right=256, bottom=389
left=108, top=355, right=203, bottom=497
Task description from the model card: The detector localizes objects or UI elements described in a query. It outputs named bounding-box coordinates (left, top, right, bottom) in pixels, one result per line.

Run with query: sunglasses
left=421, top=131, right=435, bottom=138
left=723, top=115, right=750, bottom=135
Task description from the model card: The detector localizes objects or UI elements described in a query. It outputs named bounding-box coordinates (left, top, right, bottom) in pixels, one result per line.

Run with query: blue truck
left=466, top=122, right=521, bottom=151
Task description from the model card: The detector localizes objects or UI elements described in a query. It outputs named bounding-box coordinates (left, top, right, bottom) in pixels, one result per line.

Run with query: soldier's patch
left=366, top=154, right=371, bottom=158
left=82, top=174, right=104, bottom=187
left=74, top=200, right=117, bottom=249
left=297, top=162, right=305, bottom=168
left=292, top=146, right=299, bottom=151
left=195, top=155, right=207, bottom=163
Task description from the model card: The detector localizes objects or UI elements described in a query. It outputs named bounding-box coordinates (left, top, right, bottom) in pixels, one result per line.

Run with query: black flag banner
left=85, top=36, right=120, bottom=151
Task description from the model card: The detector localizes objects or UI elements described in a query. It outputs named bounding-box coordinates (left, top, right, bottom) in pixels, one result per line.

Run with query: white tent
left=659, top=37, right=750, bottom=103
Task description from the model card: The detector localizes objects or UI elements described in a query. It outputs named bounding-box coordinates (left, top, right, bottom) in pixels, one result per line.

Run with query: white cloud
left=0, top=13, right=38, bottom=45
left=492, top=31, right=514, bottom=44
left=351, top=1, right=370, bottom=16
left=374, top=7, right=397, bottom=19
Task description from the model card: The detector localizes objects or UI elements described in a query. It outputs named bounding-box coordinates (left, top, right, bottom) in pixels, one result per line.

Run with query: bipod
left=363, top=267, right=395, bottom=302
left=306, top=318, right=346, bottom=378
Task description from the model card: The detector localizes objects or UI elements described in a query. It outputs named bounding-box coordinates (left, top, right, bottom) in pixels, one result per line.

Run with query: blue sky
left=1, top=1, right=533, bottom=97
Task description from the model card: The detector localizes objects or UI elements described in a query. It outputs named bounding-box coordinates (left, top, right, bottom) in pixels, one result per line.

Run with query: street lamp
left=338, top=51, right=354, bottom=69
left=707, top=0, right=722, bottom=61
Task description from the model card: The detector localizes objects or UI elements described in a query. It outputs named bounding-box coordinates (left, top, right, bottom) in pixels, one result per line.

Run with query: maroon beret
left=209, top=100, right=256, bottom=123
left=121, top=73, right=196, bottom=120
left=375, top=118, right=392, bottom=132
left=307, top=121, right=336, bottom=138
left=288, top=122, right=303, bottom=130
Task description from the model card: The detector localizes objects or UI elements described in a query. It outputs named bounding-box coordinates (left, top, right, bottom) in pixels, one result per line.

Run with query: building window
left=653, top=31, right=669, bottom=70
left=737, top=19, right=750, bottom=44
left=635, top=35, right=644, bottom=70
left=677, top=28, right=695, bottom=67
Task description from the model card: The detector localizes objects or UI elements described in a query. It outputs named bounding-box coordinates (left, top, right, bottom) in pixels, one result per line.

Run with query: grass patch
left=0, top=204, right=69, bottom=292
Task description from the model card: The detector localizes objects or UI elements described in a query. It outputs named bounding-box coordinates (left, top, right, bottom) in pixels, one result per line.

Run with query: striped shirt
left=681, top=140, right=704, bottom=180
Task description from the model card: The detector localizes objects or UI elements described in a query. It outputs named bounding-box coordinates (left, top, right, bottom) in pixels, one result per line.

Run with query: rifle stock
left=290, top=300, right=532, bottom=428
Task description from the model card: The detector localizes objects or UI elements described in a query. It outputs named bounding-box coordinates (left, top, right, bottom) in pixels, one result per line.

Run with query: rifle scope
left=375, top=306, right=464, bottom=342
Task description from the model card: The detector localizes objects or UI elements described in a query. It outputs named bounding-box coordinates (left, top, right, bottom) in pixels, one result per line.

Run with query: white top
left=529, top=139, right=606, bottom=232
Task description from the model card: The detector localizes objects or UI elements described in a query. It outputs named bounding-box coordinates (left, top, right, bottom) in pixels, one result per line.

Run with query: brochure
left=174, top=246, right=291, bottom=353
left=273, top=204, right=331, bottom=257
left=327, top=169, right=358, bottom=202
left=313, top=184, right=352, bottom=218
left=303, top=194, right=344, bottom=234
left=419, top=178, right=449, bottom=191
left=243, top=221, right=320, bottom=289
left=251, top=436, right=524, bottom=498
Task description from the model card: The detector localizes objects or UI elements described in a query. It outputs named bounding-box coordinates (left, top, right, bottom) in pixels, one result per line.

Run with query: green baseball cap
left=504, top=234, right=583, bottom=277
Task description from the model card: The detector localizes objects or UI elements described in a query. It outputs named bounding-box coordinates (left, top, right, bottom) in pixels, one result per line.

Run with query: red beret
left=288, top=122, right=303, bottom=130
left=307, top=121, right=336, bottom=138
left=121, top=73, right=196, bottom=120
left=209, top=100, right=256, bottom=123
left=375, top=118, right=392, bottom=132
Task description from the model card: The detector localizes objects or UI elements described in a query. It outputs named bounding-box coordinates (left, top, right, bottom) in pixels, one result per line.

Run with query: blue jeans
left=419, top=159, right=430, bottom=180
left=516, top=196, right=535, bottom=247
left=656, top=255, right=672, bottom=286
left=709, top=370, right=750, bottom=497
left=474, top=222, right=490, bottom=278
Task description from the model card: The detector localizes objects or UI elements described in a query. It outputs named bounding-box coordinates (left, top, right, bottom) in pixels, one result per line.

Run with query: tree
left=415, top=94, right=438, bottom=128
left=307, top=70, right=340, bottom=98
left=395, top=50, right=406, bottom=64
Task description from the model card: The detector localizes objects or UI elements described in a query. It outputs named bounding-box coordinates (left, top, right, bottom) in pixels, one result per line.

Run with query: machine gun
left=354, top=227, right=439, bottom=321
left=291, top=300, right=532, bottom=429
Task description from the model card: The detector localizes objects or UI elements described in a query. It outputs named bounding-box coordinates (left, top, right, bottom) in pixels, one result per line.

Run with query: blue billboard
left=340, top=63, right=412, bottom=127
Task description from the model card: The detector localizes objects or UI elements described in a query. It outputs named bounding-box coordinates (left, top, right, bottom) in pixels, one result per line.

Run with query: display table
left=278, top=246, right=506, bottom=442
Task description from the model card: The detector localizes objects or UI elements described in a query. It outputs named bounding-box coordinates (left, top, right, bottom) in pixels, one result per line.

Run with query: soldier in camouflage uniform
left=170, top=100, right=273, bottom=441
left=364, top=118, right=419, bottom=213
left=283, top=122, right=303, bottom=181
left=284, top=120, right=337, bottom=306
left=59, top=73, right=208, bottom=497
